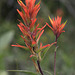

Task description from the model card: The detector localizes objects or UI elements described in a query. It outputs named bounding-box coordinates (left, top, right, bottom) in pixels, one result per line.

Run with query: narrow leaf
left=41, top=42, right=56, bottom=59
left=41, top=46, right=50, bottom=59
left=7, top=70, right=38, bottom=75
left=43, top=70, right=52, bottom=75
left=36, top=44, right=50, bottom=53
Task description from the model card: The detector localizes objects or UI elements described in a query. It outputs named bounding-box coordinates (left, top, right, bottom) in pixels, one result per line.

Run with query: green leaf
left=41, top=42, right=56, bottom=59
left=36, top=47, right=45, bottom=53
left=36, top=44, right=50, bottom=53
left=43, top=70, right=52, bottom=75
left=0, top=31, right=15, bottom=52
left=41, top=46, right=50, bottom=60
left=30, top=55, right=38, bottom=61
left=7, top=70, right=38, bottom=75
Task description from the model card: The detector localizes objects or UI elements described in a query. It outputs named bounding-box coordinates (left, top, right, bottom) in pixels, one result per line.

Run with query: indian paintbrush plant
left=46, top=16, right=67, bottom=75
left=10, top=0, right=67, bottom=75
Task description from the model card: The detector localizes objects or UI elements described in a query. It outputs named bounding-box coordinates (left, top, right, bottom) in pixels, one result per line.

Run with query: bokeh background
left=0, top=0, right=75, bottom=75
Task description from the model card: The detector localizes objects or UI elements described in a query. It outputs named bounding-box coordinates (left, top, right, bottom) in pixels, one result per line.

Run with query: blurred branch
left=60, top=0, right=75, bottom=18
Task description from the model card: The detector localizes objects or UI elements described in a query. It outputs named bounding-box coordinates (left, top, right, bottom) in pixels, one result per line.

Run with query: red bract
left=46, top=16, right=67, bottom=38
left=17, top=0, right=40, bottom=27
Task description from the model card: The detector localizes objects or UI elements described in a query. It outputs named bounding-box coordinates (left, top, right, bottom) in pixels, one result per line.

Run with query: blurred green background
left=0, top=0, right=75, bottom=75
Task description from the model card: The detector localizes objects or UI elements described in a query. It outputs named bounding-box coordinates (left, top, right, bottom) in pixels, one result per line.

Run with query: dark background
left=0, top=0, right=75, bottom=75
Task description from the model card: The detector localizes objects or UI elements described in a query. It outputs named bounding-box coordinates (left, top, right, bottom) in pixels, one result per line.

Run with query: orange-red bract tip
left=37, top=30, right=44, bottom=43
left=30, top=54, right=35, bottom=58
left=11, top=43, right=27, bottom=49
left=41, top=44, right=50, bottom=49
left=32, top=40, right=36, bottom=45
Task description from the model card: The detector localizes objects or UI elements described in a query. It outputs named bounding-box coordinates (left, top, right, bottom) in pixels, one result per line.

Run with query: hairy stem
left=54, top=35, right=57, bottom=75
left=54, top=51, right=56, bottom=75
left=37, top=60, right=44, bottom=75
left=32, top=59, right=39, bottom=72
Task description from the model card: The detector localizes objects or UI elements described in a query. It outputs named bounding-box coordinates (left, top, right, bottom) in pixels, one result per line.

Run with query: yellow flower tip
left=61, top=20, right=67, bottom=28
left=18, top=0, right=21, bottom=3
left=64, top=20, right=67, bottom=25
left=37, top=0, right=41, bottom=5
left=48, top=16, right=53, bottom=24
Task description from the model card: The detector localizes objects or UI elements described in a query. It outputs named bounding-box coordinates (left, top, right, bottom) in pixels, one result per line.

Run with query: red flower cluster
left=46, top=16, right=67, bottom=38
left=11, top=0, right=52, bottom=55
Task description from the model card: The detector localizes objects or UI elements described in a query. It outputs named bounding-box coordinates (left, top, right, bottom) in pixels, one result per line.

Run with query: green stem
left=54, top=35, right=57, bottom=75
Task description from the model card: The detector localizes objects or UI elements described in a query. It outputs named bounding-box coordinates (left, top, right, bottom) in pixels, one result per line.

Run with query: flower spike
left=47, top=16, right=67, bottom=38
left=12, top=1, right=56, bottom=72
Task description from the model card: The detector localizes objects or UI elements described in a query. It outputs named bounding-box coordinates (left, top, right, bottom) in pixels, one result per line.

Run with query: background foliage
left=0, top=0, right=75, bottom=75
